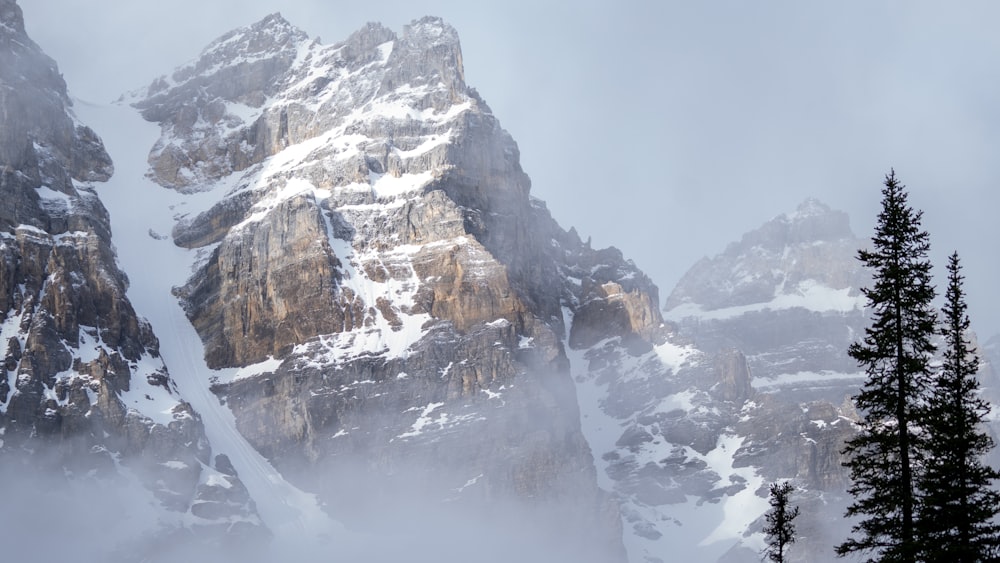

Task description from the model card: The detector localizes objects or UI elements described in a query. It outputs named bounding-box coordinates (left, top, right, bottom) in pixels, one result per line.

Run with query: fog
left=0, top=362, right=622, bottom=562
left=20, top=1, right=1000, bottom=337
left=0, top=430, right=622, bottom=563
left=1, top=456, right=859, bottom=562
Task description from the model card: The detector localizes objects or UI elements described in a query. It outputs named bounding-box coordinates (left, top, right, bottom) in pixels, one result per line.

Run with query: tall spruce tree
left=836, top=171, right=937, bottom=563
left=916, top=252, right=1000, bottom=562
left=763, top=481, right=799, bottom=563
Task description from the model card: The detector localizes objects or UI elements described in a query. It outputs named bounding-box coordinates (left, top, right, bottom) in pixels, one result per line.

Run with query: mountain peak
left=258, top=11, right=290, bottom=27
left=198, top=11, right=307, bottom=63
left=0, top=0, right=23, bottom=35
left=787, top=197, right=831, bottom=221
left=774, top=197, right=853, bottom=245
left=665, top=200, right=864, bottom=314
left=0, top=0, right=22, bottom=34
left=0, top=0, right=110, bottom=183
left=386, top=16, right=466, bottom=102
left=106, top=12, right=634, bottom=561
left=726, top=198, right=855, bottom=254
left=1, top=0, right=41, bottom=64
left=136, top=12, right=312, bottom=126
left=404, top=15, right=458, bottom=42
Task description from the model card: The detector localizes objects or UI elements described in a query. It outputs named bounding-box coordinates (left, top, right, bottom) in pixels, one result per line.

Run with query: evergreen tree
left=916, top=252, right=1000, bottom=562
left=763, top=481, right=799, bottom=563
left=836, top=171, right=937, bottom=563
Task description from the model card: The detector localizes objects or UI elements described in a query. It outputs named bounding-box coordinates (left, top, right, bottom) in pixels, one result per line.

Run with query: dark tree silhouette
left=763, top=481, right=799, bottom=563
left=916, top=252, right=1000, bottom=562
left=837, top=170, right=937, bottom=563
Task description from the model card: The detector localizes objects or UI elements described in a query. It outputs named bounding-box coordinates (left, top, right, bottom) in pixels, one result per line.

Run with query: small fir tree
left=836, top=170, right=937, bottom=563
left=763, top=481, right=799, bottom=563
left=916, top=252, right=1000, bottom=562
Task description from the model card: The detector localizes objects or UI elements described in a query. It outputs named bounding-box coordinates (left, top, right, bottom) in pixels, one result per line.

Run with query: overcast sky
left=19, top=1, right=1000, bottom=336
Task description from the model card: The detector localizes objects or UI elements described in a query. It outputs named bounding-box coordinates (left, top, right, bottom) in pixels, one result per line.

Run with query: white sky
left=20, top=1, right=1000, bottom=336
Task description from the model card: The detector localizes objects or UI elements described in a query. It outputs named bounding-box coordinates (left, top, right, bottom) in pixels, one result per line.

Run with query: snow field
left=665, top=278, right=865, bottom=322
left=75, top=100, right=345, bottom=547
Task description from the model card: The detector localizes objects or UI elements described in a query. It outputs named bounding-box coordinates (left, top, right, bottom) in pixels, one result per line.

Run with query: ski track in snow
left=75, top=100, right=344, bottom=547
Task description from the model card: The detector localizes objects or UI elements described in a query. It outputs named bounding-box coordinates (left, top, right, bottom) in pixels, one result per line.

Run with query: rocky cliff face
left=663, top=200, right=868, bottom=509
left=665, top=199, right=869, bottom=398
left=0, top=2, right=263, bottom=559
left=565, top=200, right=867, bottom=562
left=120, top=13, right=642, bottom=562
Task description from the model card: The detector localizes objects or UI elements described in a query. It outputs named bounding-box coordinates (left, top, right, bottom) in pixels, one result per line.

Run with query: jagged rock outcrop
left=129, top=14, right=632, bottom=562
left=0, top=1, right=111, bottom=193
left=714, top=348, right=753, bottom=402
left=2, top=0, right=145, bottom=461
left=570, top=275, right=661, bottom=350
left=0, top=2, right=263, bottom=558
left=733, top=398, right=855, bottom=490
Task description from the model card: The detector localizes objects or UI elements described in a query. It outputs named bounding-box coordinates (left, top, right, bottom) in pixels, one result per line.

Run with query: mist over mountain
left=2, top=3, right=998, bottom=563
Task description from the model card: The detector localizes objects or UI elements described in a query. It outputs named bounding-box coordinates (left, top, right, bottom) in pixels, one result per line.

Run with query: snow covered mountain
left=12, top=5, right=994, bottom=563
left=567, top=199, right=868, bottom=562
left=3, top=6, right=649, bottom=561
left=665, top=198, right=869, bottom=401
left=110, top=15, right=635, bottom=562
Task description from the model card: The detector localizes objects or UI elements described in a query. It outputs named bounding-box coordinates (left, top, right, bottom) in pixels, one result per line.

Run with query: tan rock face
left=179, top=193, right=346, bottom=368
left=570, top=278, right=662, bottom=349
left=410, top=238, right=525, bottom=333
left=713, top=348, right=753, bottom=402
left=160, top=20, right=558, bottom=371
left=0, top=170, right=213, bottom=489
left=0, top=19, right=153, bottom=447
left=0, top=154, right=219, bottom=522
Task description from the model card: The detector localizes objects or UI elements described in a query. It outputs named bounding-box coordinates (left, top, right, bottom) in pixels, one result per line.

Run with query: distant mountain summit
left=666, top=198, right=864, bottom=316
left=664, top=199, right=868, bottom=400
left=563, top=199, right=867, bottom=562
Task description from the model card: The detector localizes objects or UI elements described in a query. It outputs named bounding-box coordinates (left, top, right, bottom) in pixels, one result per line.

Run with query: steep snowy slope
left=74, top=98, right=345, bottom=559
